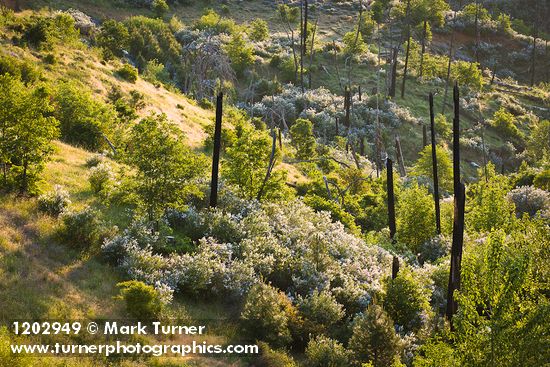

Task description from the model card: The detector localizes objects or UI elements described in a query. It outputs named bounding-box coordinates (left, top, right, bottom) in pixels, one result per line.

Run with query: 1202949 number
left=12, top=321, right=82, bottom=335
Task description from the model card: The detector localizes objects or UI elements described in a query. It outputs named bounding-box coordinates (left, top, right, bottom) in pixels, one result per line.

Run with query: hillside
left=0, top=1, right=549, bottom=367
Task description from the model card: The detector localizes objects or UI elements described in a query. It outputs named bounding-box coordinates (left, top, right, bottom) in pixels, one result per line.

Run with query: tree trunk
left=401, top=35, right=411, bottom=98
left=531, top=28, right=537, bottom=86
left=429, top=93, right=441, bottom=234
left=419, top=20, right=427, bottom=77
left=389, top=47, right=398, bottom=98
left=308, top=17, right=318, bottom=89
left=395, top=135, right=406, bottom=177
left=442, top=31, right=454, bottom=114
left=344, top=87, right=351, bottom=128
left=447, top=84, right=465, bottom=330
left=387, top=157, right=399, bottom=279
left=422, top=124, right=428, bottom=147
left=209, top=93, right=223, bottom=207
left=257, top=130, right=277, bottom=201
left=358, top=85, right=362, bottom=101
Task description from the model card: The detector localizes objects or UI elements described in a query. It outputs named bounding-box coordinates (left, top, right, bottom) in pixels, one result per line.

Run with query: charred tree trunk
left=308, top=17, right=318, bottom=89
left=395, top=135, right=406, bottom=177
left=257, top=129, right=278, bottom=201
left=446, top=84, right=465, bottom=329
left=400, top=0, right=411, bottom=98
left=389, top=47, right=398, bottom=98
left=300, top=0, right=308, bottom=93
left=278, top=128, right=283, bottom=150
left=358, top=85, right=362, bottom=101
left=429, top=93, right=441, bottom=234
left=442, top=31, right=454, bottom=114
left=422, top=124, right=428, bottom=147
left=209, top=93, right=223, bottom=207
left=387, top=158, right=399, bottom=279
left=344, top=87, right=351, bottom=128
left=360, top=137, right=365, bottom=156
left=530, top=27, right=537, bottom=87
left=419, top=20, right=427, bottom=77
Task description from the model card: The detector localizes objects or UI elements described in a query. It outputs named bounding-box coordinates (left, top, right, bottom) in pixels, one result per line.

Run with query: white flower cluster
left=103, top=200, right=393, bottom=311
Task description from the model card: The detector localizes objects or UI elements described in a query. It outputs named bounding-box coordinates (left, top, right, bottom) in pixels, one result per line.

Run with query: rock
left=65, top=8, right=96, bottom=35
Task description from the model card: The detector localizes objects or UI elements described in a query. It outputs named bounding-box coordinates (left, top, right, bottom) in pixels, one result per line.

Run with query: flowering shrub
left=61, top=207, right=105, bottom=249
left=88, top=162, right=113, bottom=194
left=507, top=186, right=550, bottom=218
left=305, top=335, right=350, bottom=367
left=37, top=185, right=71, bottom=216
left=103, top=200, right=393, bottom=314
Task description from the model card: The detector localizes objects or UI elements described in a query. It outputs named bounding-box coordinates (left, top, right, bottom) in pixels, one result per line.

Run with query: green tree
left=53, top=82, right=117, bottom=151
left=290, top=118, right=317, bottom=160
left=397, top=182, right=436, bottom=252
left=384, top=270, right=431, bottom=333
left=248, top=19, right=269, bottom=42
left=225, top=32, right=255, bottom=76
left=466, top=163, right=516, bottom=233
left=0, top=75, right=59, bottom=192
left=411, top=144, right=453, bottom=193
left=152, top=0, right=169, bottom=18
left=125, top=114, right=206, bottom=222
left=224, top=121, right=290, bottom=201
left=305, top=335, right=350, bottom=367
left=343, top=29, right=367, bottom=56
left=455, top=224, right=550, bottom=366
left=96, top=20, right=129, bottom=59
left=527, top=119, right=549, bottom=161
left=241, top=282, right=298, bottom=348
left=349, top=304, right=401, bottom=367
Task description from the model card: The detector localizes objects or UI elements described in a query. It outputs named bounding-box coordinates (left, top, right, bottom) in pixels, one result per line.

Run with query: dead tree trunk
left=389, top=47, right=398, bottom=98
left=531, top=27, right=537, bottom=86
left=442, top=30, right=454, bottom=114
left=395, top=135, right=406, bottom=177
left=446, top=84, right=465, bottom=330
left=358, top=85, right=362, bottom=101
left=209, top=93, right=223, bottom=207
left=300, top=0, right=308, bottom=93
left=387, top=158, right=399, bottom=279
left=257, top=129, right=278, bottom=201
left=344, top=87, right=351, bottom=128
left=419, top=20, right=427, bottom=77
left=422, top=124, right=428, bottom=147
left=429, top=92, right=441, bottom=234
left=308, top=17, right=319, bottom=89
left=400, top=0, right=411, bottom=98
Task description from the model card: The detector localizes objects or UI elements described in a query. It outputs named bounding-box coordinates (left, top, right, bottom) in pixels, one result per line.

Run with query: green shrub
left=96, top=19, right=129, bottom=59
left=88, top=162, right=113, bottom=194
left=249, top=19, right=269, bottom=42
left=151, top=0, right=169, bottom=18
left=384, top=270, right=431, bottom=333
left=411, top=144, right=453, bottom=193
left=61, top=207, right=104, bottom=249
left=143, top=59, right=170, bottom=85
left=116, top=64, right=138, bottom=83
left=37, top=185, right=71, bottom=217
left=117, top=280, right=163, bottom=320
left=255, top=342, right=297, bottom=367
left=21, top=14, right=80, bottom=50
left=194, top=9, right=236, bottom=35
left=290, top=118, right=316, bottom=160
left=304, top=194, right=360, bottom=234
left=349, top=304, right=401, bottom=367
left=0, top=327, right=30, bottom=367
left=0, top=55, right=41, bottom=84
left=305, top=335, right=350, bottom=367
left=489, top=107, right=521, bottom=139
left=241, top=283, right=298, bottom=347
left=343, top=29, right=367, bottom=56
left=396, top=182, right=436, bottom=253
left=297, top=290, right=345, bottom=336
left=225, top=32, right=255, bottom=76
left=53, top=82, right=117, bottom=151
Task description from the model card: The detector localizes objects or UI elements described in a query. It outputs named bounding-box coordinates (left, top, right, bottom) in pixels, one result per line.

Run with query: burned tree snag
left=358, top=85, right=362, bottom=101
left=429, top=93, right=441, bottom=234
left=389, top=47, right=398, bottom=98
left=446, top=84, right=466, bottom=329
left=344, top=87, right=351, bottom=128
left=257, top=129, right=278, bottom=201
left=442, top=29, right=455, bottom=114
left=209, top=93, right=223, bottom=208
left=395, top=135, right=406, bottom=177
left=419, top=20, right=427, bottom=77
left=422, top=124, right=428, bottom=147
left=387, top=158, right=399, bottom=279
left=401, top=0, right=412, bottom=98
